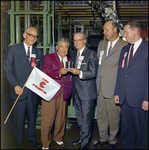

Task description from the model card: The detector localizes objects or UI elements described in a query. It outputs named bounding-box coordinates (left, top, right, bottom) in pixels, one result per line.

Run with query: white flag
left=26, top=67, right=61, bottom=101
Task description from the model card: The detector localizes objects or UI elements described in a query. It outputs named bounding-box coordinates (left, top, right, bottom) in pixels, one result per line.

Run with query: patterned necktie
left=128, top=44, right=134, bottom=67
left=108, top=42, right=112, bottom=56
left=75, top=51, right=80, bottom=68
left=27, top=47, right=30, bottom=61
left=61, top=58, right=64, bottom=68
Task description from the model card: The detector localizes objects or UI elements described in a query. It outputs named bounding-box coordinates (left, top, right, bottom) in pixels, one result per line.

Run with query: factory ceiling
left=1, top=1, right=148, bottom=41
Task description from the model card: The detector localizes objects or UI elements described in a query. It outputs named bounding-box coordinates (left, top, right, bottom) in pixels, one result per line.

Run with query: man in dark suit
left=92, top=21, right=128, bottom=149
left=4, top=27, right=44, bottom=149
left=69, top=32, right=98, bottom=149
left=41, top=38, right=72, bottom=149
left=114, top=21, right=148, bottom=149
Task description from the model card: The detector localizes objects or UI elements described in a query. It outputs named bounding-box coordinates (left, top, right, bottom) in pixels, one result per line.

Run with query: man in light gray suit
left=92, top=21, right=128, bottom=149
left=70, top=32, right=98, bottom=149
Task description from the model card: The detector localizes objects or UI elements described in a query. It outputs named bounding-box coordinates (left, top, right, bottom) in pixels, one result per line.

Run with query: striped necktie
left=75, top=51, right=80, bottom=68
left=27, top=47, right=30, bottom=61
left=108, top=42, right=112, bottom=56
left=128, top=44, right=134, bottom=67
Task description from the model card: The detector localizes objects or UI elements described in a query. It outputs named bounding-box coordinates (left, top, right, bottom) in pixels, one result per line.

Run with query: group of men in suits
left=4, top=20, right=148, bottom=150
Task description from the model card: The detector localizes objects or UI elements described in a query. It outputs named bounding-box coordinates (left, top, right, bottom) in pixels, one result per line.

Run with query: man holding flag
left=41, top=38, right=72, bottom=149
left=4, top=27, right=44, bottom=149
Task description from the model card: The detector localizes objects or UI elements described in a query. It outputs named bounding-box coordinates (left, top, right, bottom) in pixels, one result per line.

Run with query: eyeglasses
left=73, top=39, right=85, bottom=43
left=26, top=33, right=38, bottom=39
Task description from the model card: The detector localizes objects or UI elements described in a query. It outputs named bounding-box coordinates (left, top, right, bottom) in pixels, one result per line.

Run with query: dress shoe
left=16, top=144, right=23, bottom=149
left=92, top=140, right=109, bottom=149
left=56, top=141, right=65, bottom=147
left=109, top=143, right=117, bottom=149
left=42, top=146, right=49, bottom=149
left=28, top=140, right=40, bottom=148
left=72, top=139, right=82, bottom=145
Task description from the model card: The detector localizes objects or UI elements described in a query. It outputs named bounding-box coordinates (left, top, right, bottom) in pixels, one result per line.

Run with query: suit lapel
left=102, top=41, right=108, bottom=63
left=54, top=52, right=62, bottom=67
left=81, top=46, right=87, bottom=55
left=109, top=38, right=121, bottom=55
left=124, top=48, right=130, bottom=71
left=21, top=43, right=30, bottom=64
left=32, top=46, right=36, bottom=55
left=127, top=41, right=144, bottom=69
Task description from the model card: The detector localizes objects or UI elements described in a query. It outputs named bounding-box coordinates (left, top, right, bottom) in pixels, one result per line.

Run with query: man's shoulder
left=45, top=52, right=57, bottom=58
left=9, top=43, right=23, bottom=48
left=8, top=43, right=23, bottom=52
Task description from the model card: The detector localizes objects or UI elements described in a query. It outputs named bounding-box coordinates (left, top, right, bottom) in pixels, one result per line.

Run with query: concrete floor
left=1, top=118, right=124, bottom=149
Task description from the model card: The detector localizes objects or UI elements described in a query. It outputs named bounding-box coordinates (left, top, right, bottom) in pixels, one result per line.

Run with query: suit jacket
left=96, top=38, right=128, bottom=98
left=4, top=42, right=44, bottom=100
left=71, top=47, right=98, bottom=100
left=42, top=52, right=72, bottom=101
left=114, top=40, right=148, bottom=107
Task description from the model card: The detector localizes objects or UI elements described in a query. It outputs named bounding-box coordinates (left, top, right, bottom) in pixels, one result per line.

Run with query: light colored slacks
left=41, top=90, right=67, bottom=147
left=97, top=87, right=121, bottom=144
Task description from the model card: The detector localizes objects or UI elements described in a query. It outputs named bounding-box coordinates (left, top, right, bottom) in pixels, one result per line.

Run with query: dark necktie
left=128, top=44, right=134, bottom=67
left=75, top=51, right=80, bottom=68
left=61, top=58, right=64, bottom=68
left=27, top=47, right=30, bottom=61
left=108, top=42, right=112, bottom=56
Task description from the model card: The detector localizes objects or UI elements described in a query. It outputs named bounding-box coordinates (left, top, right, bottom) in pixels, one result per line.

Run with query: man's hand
left=142, top=101, right=148, bottom=111
left=14, top=85, right=23, bottom=96
left=114, top=95, right=119, bottom=104
left=69, top=68, right=80, bottom=75
left=59, top=68, right=68, bottom=75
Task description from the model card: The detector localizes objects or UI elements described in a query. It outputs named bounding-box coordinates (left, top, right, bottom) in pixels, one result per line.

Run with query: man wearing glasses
left=69, top=32, right=98, bottom=149
left=4, top=27, right=44, bottom=149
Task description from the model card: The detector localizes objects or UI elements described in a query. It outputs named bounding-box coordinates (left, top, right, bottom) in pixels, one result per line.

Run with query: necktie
left=108, top=42, right=112, bottom=56
left=27, top=47, right=30, bottom=61
left=75, top=51, right=80, bottom=68
left=61, top=58, right=64, bottom=68
left=128, top=44, right=134, bottom=67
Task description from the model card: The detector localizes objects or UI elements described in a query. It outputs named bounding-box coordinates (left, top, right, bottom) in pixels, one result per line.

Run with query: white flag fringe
left=26, top=67, right=61, bottom=101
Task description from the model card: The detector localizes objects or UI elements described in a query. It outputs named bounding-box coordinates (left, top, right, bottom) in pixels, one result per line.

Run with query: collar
left=23, top=42, right=32, bottom=54
left=109, top=37, right=120, bottom=47
left=78, top=46, right=85, bottom=56
left=57, top=52, right=67, bottom=62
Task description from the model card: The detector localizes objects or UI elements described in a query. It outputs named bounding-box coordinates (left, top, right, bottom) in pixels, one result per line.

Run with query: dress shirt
left=106, top=37, right=120, bottom=57
left=24, top=42, right=32, bottom=57
left=127, top=38, right=143, bottom=64
left=76, top=46, right=85, bottom=79
left=57, top=52, right=67, bottom=68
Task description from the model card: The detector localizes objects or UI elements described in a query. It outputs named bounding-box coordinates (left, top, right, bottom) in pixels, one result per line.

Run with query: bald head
left=103, top=20, right=119, bottom=42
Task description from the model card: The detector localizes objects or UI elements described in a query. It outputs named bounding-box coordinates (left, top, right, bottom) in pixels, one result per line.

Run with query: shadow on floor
left=1, top=119, right=124, bottom=149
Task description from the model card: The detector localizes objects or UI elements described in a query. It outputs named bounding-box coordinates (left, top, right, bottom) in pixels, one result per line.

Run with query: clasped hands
left=59, top=67, right=80, bottom=75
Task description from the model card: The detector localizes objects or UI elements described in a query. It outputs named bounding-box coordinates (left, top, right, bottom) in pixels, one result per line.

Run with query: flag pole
left=4, top=66, right=36, bottom=124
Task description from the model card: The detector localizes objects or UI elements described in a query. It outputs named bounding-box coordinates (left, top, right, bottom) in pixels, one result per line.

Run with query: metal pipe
left=43, top=1, right=48, bottom=55
left=10, top=1, right=15, bottom=45
left=15, top=1, right=21, bottom=43
left=113, top=1, right=116, bottom=11
left=48, top=1, right=51, bottom=46
left=52, top=1, right=55, bottom=46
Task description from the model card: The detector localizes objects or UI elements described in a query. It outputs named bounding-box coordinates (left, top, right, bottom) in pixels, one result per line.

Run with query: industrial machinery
left=88, top=1, right=124, bottom=37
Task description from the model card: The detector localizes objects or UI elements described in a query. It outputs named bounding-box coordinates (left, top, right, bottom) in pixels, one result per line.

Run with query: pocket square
left=81, top=63, right=86, bottom=65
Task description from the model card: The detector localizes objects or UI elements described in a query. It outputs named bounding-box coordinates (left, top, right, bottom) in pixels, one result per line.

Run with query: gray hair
left=74, top=32, right=87, bottom=40
left=57, top=38, right=70, bottom=47
left=125, top=20, right=141, bottom=33
left=24, top=27, right=38, bottom=33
